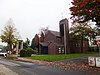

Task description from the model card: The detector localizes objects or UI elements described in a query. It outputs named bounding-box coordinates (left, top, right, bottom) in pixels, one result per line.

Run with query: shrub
left=32, top=49, right=38, bottom=54
left=26, top=48, right=33, bottom=57
left=20, top=48, right=33, bottom=57
left=20, top=49, right=27, bottom=57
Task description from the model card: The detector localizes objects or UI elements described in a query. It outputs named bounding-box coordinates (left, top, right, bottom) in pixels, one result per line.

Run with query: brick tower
left=59, top=18, right=70, bottom=53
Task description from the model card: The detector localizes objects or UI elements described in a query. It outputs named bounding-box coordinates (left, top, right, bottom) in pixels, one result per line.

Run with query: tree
left=23, top=38, right=30, bottom=49
left=33, top=34, right=39, bottom=49
left=70, top=22, right=97, bottom=52
left=70, top=22, right=97, bottom=40
left=0, top=19, right=19, bottom=51
left=26, top=38, right=30, bottom=46
left=31, top=38, right=35, bottom=49
left=70, top=0, right=100, bottom=26
left=39, top=26, right=49, bottom=36
left=40, top=32, right=45, bottom=42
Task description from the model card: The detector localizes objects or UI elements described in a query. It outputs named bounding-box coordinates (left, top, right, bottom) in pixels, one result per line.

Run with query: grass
left=27, top=52, right=98, bottom=61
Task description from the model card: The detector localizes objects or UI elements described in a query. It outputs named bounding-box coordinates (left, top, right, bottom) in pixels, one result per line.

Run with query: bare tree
left=0, top=19, right=19, bottom=51
left=39, top=26, right=49, bottom=36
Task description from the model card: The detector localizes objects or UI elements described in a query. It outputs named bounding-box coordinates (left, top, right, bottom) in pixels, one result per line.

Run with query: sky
left=0, top=0, right=72, bottom=45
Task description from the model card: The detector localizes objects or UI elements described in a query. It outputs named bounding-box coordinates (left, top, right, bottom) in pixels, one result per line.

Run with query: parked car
left=0, top=49, right=7, bottom=57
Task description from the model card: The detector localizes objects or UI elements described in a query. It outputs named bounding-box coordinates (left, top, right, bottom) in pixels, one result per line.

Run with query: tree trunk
left=80, top=36, right=83, bottom=53
left=8, top=43, right=12, bottom=51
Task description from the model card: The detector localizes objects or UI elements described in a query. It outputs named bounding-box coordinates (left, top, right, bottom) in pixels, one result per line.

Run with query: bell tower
left=59, top=18, right=70, bottom=54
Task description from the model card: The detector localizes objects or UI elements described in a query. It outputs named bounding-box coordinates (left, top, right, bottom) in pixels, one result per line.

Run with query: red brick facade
left=33, top=18, right=89, bottom=54
left=42, top=30, right=64, bottom=54
left=70, top=40, right=89, bottom=53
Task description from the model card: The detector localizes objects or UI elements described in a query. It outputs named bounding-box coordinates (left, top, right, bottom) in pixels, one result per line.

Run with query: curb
left=5, top=56, right=48, bottom=65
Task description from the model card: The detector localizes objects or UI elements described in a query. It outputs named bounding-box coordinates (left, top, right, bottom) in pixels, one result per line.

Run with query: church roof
left=48, top=30, right=60, bottom=36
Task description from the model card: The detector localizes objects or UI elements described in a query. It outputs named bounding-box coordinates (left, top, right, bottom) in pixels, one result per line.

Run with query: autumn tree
left=0, top=19, right=19, bottom=51
left=70, top=0, right=100, bottom=26
left=70, top=22, right=97, bottom=52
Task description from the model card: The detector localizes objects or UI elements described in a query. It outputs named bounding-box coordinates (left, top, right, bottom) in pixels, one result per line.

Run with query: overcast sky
left=0, top=0, right=72, bottom=44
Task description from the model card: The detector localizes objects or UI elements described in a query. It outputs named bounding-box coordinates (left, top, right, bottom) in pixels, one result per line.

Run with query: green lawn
left=27, top=52, right=98, bottom=61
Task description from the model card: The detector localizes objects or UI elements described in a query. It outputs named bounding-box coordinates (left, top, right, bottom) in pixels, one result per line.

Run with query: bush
left=20, top=48, right=33, bottom=57
left=26, top=48, right=33, bottom=57
left=32, top=49, right=38, bottom=54
left=20, top=49, right=27, bottom=57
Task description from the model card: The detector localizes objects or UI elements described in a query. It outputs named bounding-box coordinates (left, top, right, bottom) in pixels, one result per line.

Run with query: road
left=0, top=57, right=86, bottom=75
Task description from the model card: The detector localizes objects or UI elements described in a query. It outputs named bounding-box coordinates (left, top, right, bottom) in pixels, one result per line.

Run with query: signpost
left=96, top=57, right=100, bottom=67
left=88, top=57, right=95, bottom=67
left=88, top=36, right=100, bottom=67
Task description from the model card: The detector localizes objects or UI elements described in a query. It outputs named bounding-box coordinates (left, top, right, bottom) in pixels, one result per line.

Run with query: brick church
left=34, top=18, right=89, bottom=54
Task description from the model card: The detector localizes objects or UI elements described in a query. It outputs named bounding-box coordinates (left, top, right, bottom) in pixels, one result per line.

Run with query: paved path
left=16, top=54, right=100, bottom=75
left=0, top=57, right=86, bottom=75
left=0, top=54, right=100, bottom=75
left=0, top=63, right=18, bottom=75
